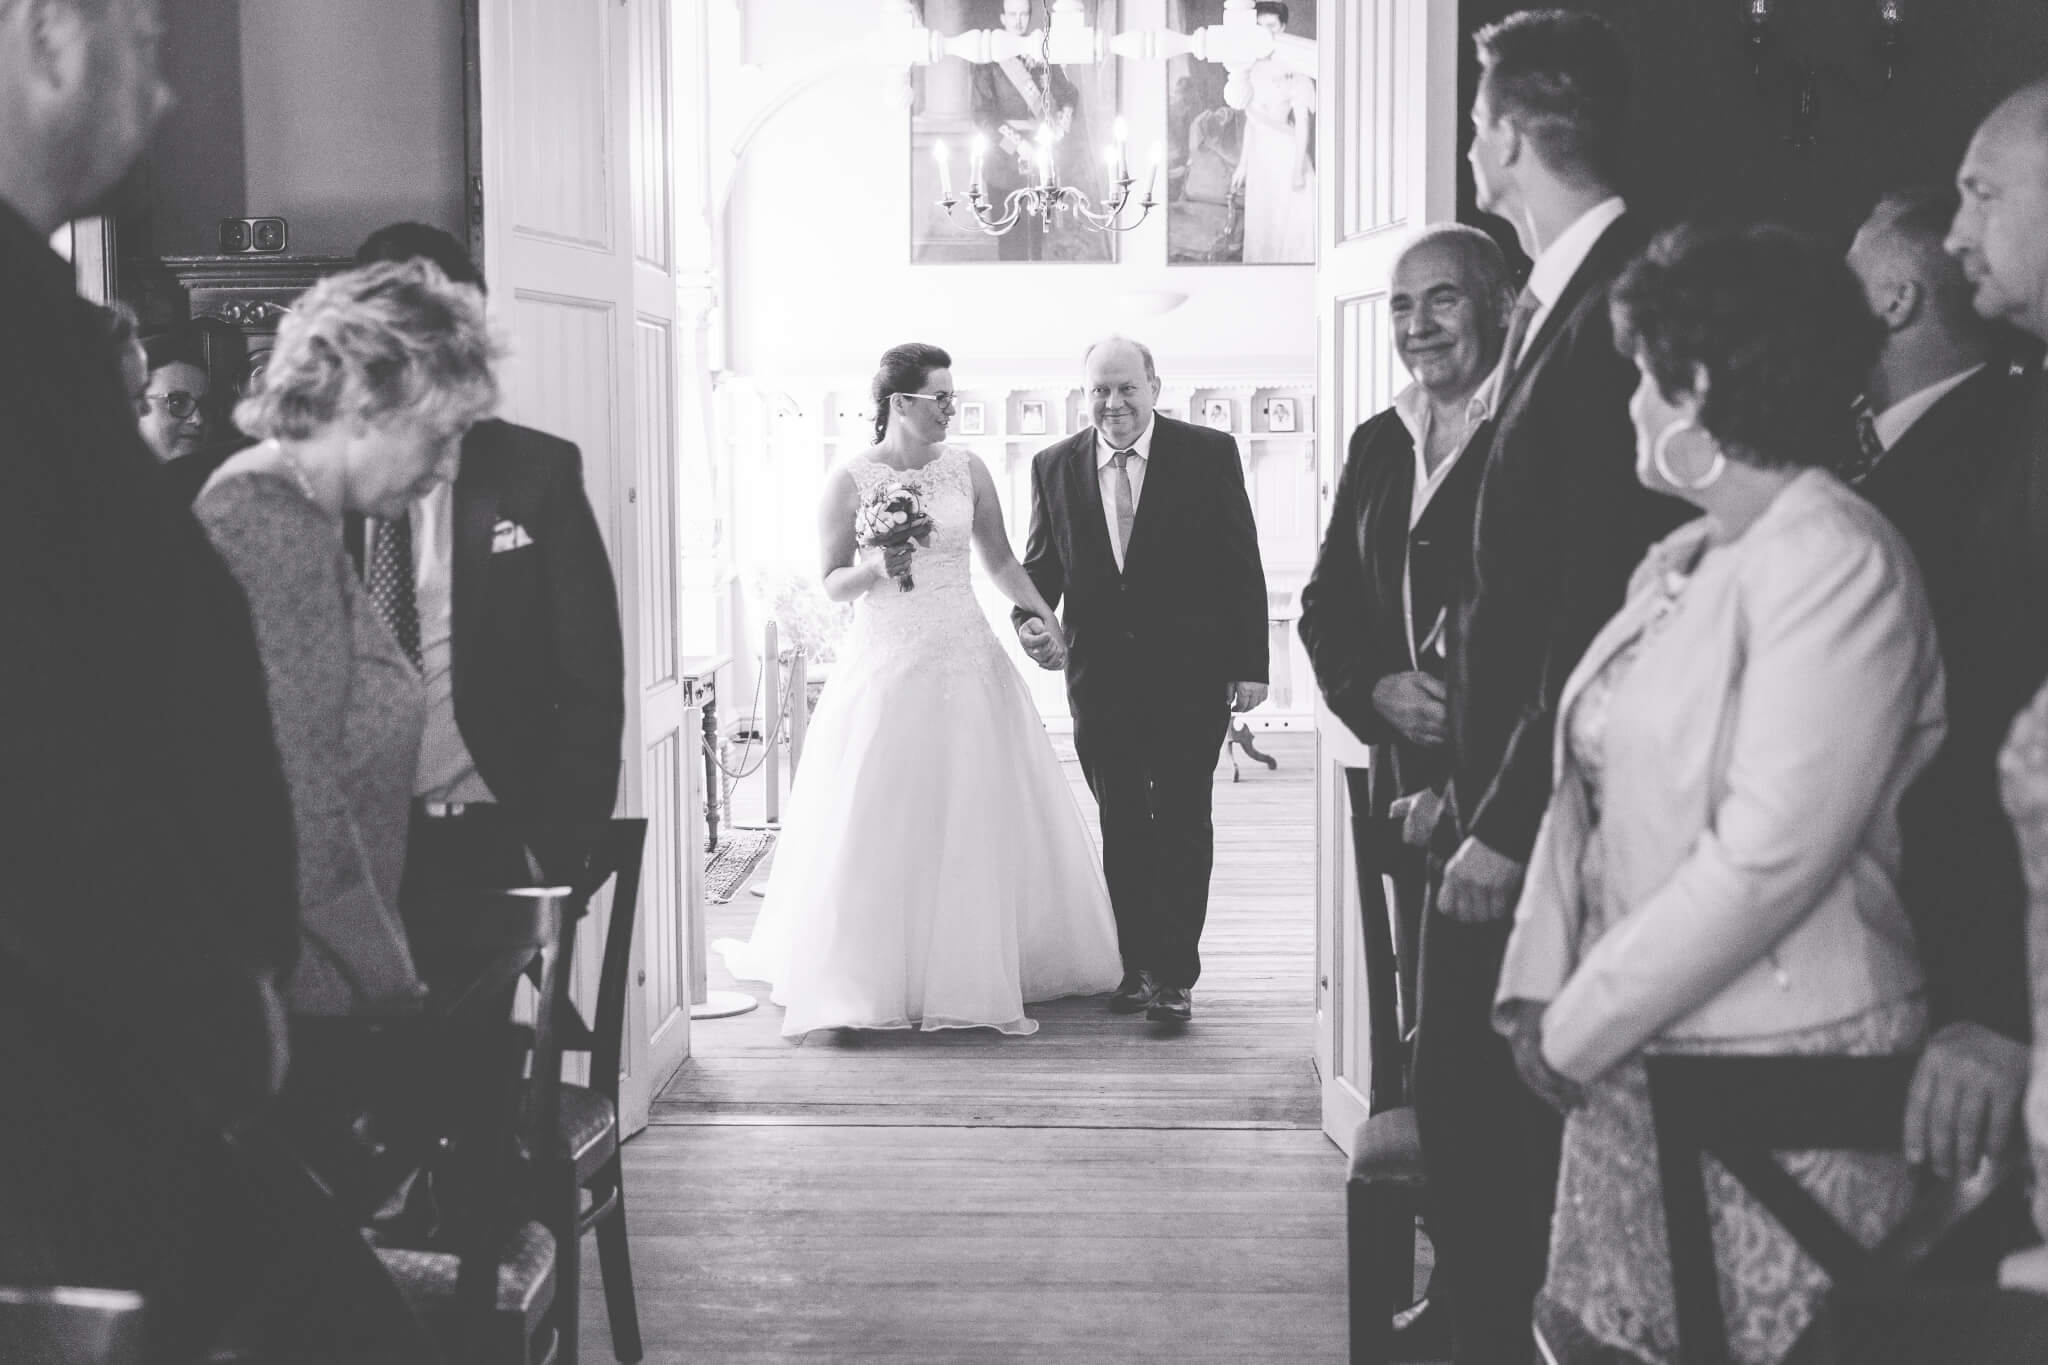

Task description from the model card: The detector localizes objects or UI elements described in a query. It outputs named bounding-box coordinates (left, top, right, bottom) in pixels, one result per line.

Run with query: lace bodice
left=840, top=446, right=1004, bottom=684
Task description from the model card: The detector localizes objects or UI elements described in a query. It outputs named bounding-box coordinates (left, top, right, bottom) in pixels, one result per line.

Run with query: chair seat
left=377, top=1218, right=557, bottom=1321
left=541, top=1081, right=618, bottom=1181
left=1349, top=1107, right=1425, bottom=1187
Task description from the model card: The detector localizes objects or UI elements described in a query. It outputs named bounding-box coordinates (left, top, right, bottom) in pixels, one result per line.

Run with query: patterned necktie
left=1110, top=449, right=1137, bottom=567
left=1844, top=399, right=1886, bottom=485
left=1494, top=286, right=1540, bottom=402
left=365, top=514, right=422, bottom=669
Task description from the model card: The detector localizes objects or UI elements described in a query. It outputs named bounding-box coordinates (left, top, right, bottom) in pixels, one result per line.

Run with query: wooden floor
left=575, top=732, right=1350, bottom=1363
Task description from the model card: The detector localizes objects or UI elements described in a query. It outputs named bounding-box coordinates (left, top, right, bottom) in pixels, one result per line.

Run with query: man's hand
left=1016, top=616, right=1064, bottom=670
left=1390, top=788, right=1443, bottom=849
left=1902, top=1020, right=2030, bottom=1180
left=1437, top=836, right=1525, bottom=923
left=1230, top=681, right=1269, bottom=713
left=1500, top=998, right=1583, bottom=1113
left=1371, top=671, right=1448, bottom=748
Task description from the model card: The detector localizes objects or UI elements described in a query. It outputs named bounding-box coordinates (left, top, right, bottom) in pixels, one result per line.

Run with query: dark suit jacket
left=1299, top=406, right=1485, bottom=812
left=1019, top=414, right=1268, bottom=710
left=0, top=205, right=298, bottom=1127
left=1446, top=210, right=1689, bottom=862
left=349, top=418, right=624, bottom=880
left=1875, top=366, right=2034, bottom=1041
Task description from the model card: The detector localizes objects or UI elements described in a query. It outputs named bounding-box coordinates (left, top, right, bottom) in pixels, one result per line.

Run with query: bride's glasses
left=898, top=391, right=957, bottom=411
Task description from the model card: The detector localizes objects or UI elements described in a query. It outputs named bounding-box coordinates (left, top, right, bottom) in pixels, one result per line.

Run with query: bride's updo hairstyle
left=870, top=342, right=952, bottom=443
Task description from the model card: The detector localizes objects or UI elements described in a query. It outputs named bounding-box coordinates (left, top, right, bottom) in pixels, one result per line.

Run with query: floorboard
left=576, top=732, right=1354, bottom=1363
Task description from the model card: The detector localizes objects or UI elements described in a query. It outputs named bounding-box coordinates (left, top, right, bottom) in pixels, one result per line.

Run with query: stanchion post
left=762, top=619, right=781, bottom=827
left=788, top=649, right=809, bottom=776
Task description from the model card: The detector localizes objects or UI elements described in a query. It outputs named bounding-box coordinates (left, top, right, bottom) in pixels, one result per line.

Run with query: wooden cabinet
left=129, top=254, right=354, bottom=403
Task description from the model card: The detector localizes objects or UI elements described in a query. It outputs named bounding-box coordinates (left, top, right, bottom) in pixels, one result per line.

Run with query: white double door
left=474, top=0, right=695, bottom=1134
left=1311, top=0, right=1464, bottom=1154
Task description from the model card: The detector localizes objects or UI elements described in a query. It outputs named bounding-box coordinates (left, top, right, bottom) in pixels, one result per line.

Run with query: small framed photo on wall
left=957, top=400, right=986, bottom=435
left=1202, top=398, right=1234, bottom=431
left=1268, top=397, right=1297, bottom=432
left=1019, top=400, right=1048, bottom=435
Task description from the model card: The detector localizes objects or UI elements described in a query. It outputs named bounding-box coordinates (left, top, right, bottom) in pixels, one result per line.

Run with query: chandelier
left=929, top=2, right=1158, bottom=237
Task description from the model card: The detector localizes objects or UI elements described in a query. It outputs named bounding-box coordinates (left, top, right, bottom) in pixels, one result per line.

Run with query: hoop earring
left=1653, top=418, right=1726, bottom=492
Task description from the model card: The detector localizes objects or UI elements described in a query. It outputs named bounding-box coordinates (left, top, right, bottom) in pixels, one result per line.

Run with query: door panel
left=1314, top=0, right=1460, bottom=1156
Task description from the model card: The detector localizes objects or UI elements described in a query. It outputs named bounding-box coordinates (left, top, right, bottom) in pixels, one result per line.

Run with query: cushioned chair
left=539, top=819, right=648, bottom=1365
left=1645, top=1053, right=2048, bottom=1365
left=1345, top=808, right=1429, bottom=1365
left=0, top=1288, right=147, bottom=1365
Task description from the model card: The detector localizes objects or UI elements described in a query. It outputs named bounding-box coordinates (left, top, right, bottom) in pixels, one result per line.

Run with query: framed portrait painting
left=957, top=400, right=988, bottom=435
left=1202, top=398, right=1233, bottom=431
left=1018, top=399, right=1049, bottom=435
left=910, top=0, right=1120, bottom=264
left=1268, top=396, right=1296, bottom=432
left=1166, top=0, right=1318, bottom=264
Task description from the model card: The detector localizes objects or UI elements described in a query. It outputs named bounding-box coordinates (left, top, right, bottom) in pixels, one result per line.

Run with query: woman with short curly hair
left=1491, top=222, right=1945, bottom=1364
left=197, top=258, right=503, bottom=1014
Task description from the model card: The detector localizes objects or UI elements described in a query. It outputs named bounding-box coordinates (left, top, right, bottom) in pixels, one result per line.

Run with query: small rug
left=705, top=827, right=775, bottom=904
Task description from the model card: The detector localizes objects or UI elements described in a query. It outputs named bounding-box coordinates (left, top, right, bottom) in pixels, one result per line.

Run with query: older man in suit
left=1849, top=192, right=2032, bottom=1228
left=0, top=0, right=298, bottom=1349
left=1014, top=336, right=1268, bottom=1026
left=1301, top=223, right=1511, bottom=1076
left=1421, top=12, right=1688, bottom=1361
left=353, top=224, right=625, bottom=942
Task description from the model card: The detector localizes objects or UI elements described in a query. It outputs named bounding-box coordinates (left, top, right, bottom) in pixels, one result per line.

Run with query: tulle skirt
left=718, top=614, right=1123, bottom=1038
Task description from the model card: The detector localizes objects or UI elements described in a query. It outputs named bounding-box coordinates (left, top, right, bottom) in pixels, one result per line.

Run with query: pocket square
left=491, top=519, right=535, bottom=553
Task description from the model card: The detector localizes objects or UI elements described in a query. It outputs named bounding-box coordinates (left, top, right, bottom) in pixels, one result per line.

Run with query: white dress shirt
left=1096, top=414, right=1156, bottom=573
left=1871, top=363, right=1986, bottom=453
left=369, top=483, right=496, bottom=804
left=1392, top=381, right=1491, bottom=665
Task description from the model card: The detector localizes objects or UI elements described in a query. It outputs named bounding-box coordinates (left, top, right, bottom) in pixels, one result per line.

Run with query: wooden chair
left=542, top=818, right=649, bottom=1365
left=290, top=886, right=573, bottom=1365
left=1346, top=806, right=1429, bottom=1365
left=0, top=1288, right=147, bottom=1365
left=1645, top=1053, right=2048, bottom=1365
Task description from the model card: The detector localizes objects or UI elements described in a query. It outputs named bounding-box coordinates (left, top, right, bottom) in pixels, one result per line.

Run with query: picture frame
left=957, top=400, right=986, bottom=436
left=1268, top=396, right=1297, bottom=432
left=1018, top=399, right=1048, bottom=435
left=1202, top=398, right=1233, bottom=431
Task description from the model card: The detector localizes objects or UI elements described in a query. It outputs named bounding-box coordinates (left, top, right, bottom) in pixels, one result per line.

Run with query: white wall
left=726, top=0, right=1316, bottom=381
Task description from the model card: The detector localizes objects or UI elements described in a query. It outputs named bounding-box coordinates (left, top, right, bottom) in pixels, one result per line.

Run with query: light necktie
left=1110, top=448, right=1137, bottom=568
left=1494, top=286, right=1540, bottom=401
left=1844, top=398, right=1886, bottom=485
left=366, top=514, right=422, bottom=669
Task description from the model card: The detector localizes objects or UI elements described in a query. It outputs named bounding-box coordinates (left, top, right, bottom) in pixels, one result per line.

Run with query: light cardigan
left=1494, top=469, right=1946, bottom=1083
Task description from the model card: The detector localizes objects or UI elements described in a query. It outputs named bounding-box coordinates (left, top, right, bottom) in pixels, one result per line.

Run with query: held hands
left=1437, top=836, right=1525, bottom=923
left=1372, top=671, right=1448, bottom=748
left=1500, top=999, right=1583, bottom=1113
left=1902, top=1020, right=2029, bottom=1180
left=1230, top=681, right=1269, bottom=713
left=1016, top=616, right=1067, bottom=671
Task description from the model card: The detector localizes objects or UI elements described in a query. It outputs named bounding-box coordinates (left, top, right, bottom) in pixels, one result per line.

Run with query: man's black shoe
left=1146, top=984, right=1192, bottom=1023
left=1109, top=970, right=1159, bottom=1014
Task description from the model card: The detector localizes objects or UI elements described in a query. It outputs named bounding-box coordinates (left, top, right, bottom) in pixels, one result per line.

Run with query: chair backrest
left=1645, top=1054, right=2023, bottom=1365
left=0, top=1288, right=146, bottom=1365
left=550, top=818, right=649, bottom=1113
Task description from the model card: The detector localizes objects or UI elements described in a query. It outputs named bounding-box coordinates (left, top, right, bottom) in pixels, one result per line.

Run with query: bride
left=721, top=342, right=1123, bottom=1036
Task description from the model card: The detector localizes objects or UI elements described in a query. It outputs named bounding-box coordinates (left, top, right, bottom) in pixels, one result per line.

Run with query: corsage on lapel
left=491, top=518, right=535, bottom=554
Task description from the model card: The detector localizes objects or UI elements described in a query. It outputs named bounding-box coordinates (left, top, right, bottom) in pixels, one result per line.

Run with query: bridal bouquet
left=854, top=482, right=935, bottom=592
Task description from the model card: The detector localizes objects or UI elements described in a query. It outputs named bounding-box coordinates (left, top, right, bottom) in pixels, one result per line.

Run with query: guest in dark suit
left=1422, top=13, right=1687, bottom=1361
left=0, top=0, right=298, bottom=1351
left=1300, top=223, right=1511, bottom=1063
left=1015, top=336, right=1268, bottom=1025
left=353, top=224, right=625, bottom=945
left=1846, top=188, right=2036, bottom=1222
left=1926, top=80, right=2048, bottom=1200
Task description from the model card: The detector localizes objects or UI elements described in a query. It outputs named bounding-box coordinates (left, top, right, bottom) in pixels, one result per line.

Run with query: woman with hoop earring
left=1489, top=223, right=1947, bottom=1365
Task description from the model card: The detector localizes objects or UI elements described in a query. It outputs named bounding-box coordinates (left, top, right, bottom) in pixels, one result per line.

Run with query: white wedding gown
left=719, top=446, right=1123, bottom=1037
